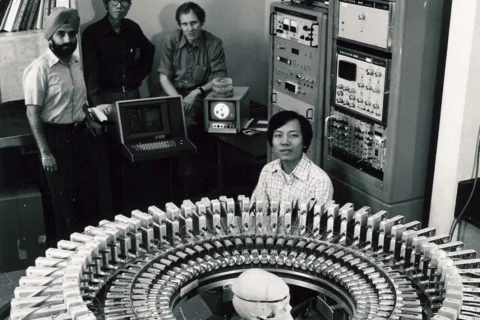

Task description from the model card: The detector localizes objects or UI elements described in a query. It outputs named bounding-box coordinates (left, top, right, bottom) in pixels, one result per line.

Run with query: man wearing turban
left=23, top=7, right=104, bottom=244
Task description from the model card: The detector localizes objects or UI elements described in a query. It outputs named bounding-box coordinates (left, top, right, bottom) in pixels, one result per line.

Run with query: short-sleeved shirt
left=157, top=29, right=228, bottom=90
left=23, top=49, right=87, bottom=124
left=251, top=154, right=334, bottom=207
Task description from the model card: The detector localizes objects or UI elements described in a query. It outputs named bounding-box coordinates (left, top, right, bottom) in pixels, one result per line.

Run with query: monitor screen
left=338, top=60, right=357, bottom=81
left=209, top=101, right=236, bottom=121
left=119, top=99, right=171, bottom=141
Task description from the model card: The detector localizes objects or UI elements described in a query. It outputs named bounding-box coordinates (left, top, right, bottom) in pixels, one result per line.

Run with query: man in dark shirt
left=82, top=0, right=155, bottom=105
left=82, top=0, right=155, bottom=217
left=158, top=2, right=228, bottom=197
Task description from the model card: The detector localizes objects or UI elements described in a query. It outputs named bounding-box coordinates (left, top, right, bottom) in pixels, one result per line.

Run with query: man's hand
left=96, top=103, right=113, bottom=117
left=183, top=89, right=201, bottom=114
left=86, top=118, right=104, bottom=137
left=41, top=153, right=57, bottom=172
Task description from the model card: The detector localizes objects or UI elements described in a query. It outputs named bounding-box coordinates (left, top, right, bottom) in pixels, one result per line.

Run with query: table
left=210, top=131, right=267, bottom=194
left=0, top=100, right=34, bottom=149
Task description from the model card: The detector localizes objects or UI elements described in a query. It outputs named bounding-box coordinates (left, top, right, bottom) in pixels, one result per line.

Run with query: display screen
left=285, top=81, right=297, bottom=94
left=121, top=100, right=171, bottom=140
left=338, top=60, right=357, bottom=81
left=209, top=101, right=236, bottom=121
left=128, top=106, right=162, bottom=134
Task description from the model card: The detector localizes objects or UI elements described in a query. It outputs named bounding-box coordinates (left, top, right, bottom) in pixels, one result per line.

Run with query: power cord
left=449, top=125, right=480, bottom=239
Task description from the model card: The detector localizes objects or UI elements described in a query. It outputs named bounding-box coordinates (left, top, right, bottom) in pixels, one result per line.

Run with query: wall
left=77, top=0, right=269, bottom=105
left=0, top=31, right=48, bottom=103
left=429, top=0, right=480, bottom=251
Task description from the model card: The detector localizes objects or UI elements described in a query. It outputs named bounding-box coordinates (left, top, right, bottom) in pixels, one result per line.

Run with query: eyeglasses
left=109, top=0, right=131, bottom=7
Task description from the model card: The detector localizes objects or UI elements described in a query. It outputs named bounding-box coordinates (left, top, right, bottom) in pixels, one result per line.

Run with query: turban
left=44, top=7, right=80, bottom=40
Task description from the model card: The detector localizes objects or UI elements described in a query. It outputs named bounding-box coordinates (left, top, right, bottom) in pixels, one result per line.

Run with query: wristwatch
left=198, top=87, right=206, bottom=96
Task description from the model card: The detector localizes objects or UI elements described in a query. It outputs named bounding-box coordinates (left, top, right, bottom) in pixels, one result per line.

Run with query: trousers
left=98, top=89, right=140, bottom=215
left=42, top=123, right=96, bottom=242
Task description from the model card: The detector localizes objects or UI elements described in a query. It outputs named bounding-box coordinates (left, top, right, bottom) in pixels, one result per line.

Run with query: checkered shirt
left=251, top=154, right=334, bottom=207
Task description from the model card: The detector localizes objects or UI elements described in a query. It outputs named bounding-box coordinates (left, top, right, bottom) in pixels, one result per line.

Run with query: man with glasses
left=82, top=0, right=155, bottom=218
left=82, top=0, right=154, bottom=107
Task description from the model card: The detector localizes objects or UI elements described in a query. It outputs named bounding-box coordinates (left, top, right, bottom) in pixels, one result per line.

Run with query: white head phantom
left=231, top=269, right=293, bottom=320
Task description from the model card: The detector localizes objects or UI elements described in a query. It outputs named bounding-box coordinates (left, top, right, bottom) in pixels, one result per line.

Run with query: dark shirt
left=82, top=15, right=155, bottom=106
left=158, top=29, right=227, bottom=92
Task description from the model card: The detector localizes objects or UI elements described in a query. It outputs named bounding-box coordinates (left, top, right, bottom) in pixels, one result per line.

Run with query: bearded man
left=23, top=7, right=104, bottom=243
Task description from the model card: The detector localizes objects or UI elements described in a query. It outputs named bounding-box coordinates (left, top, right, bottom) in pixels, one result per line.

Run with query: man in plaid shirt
left=251, top=111, right=333, bottom=208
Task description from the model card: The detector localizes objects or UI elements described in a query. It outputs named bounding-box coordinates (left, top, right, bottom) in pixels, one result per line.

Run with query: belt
left=103, top=85, right=139, bottom=93
left=44, top=121, right=87, bottom=131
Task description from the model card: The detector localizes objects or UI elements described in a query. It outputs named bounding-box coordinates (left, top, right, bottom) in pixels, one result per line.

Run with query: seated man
left=251, top=111, right=333, bottom=207
left=232, top=269, right=293, bottom=320
left=158, top=1, right=228, bottom=127
left=158, top=2, right=228, bottom=197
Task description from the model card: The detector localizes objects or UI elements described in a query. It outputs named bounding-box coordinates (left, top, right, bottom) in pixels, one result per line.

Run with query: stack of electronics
left=204, top=86, right=250, bottom=134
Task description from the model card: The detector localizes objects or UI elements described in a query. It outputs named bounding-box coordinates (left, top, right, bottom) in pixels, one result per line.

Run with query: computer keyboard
left=131, top=140, right=177, bottom=152
left=123, top=138, right=196, bottom=162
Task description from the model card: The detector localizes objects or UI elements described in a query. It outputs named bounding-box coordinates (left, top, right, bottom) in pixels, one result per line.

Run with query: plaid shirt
left=251, top=154, right=333, bottom=207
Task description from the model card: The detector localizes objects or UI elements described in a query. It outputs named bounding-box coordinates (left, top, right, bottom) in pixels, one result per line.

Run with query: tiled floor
left=0, top=270, right=24, bottom=314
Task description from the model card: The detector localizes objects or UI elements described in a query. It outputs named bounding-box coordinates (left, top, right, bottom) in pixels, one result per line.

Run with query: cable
left=449, top=125, right=480, bottom=239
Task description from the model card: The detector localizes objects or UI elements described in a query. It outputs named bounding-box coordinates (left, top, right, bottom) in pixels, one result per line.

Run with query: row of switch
left=273, top=79, right=314, bottom=90
left=332, top=138, right=380, bottom=158
left=275, top=29, right=314, bottom=42
left=338, top=83, right=381, bottom=93
left=365, top=69, right=383, bottom=77
left=297, top=74, right=315, bottom=83
left=210, top=123, right=236, bottom=129
left=332, top=140, right=376, bottom=157
left=336, top=96, right=380, bottom=109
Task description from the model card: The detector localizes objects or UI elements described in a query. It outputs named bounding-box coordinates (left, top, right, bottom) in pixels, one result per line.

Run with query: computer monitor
left=115, top=96, right=196, bottom=162
left=204, top=86, right=250, bottom=134
left=116, top=96, right=185, bottom=145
